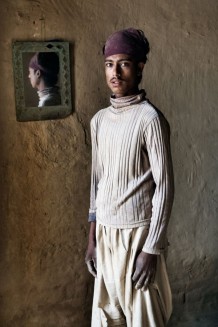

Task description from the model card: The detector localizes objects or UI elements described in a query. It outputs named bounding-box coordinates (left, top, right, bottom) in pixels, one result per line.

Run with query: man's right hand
left=85, top=221, right=97, bottom=278
left=85, top=241, right=97, bottom=278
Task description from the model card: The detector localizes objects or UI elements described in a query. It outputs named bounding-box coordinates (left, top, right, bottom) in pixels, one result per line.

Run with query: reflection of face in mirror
left=28, top=52, right=61, bottom=107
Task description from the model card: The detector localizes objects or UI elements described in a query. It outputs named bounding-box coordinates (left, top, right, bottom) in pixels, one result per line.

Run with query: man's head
left=28, top=52, right=60, bottom=89
left=103, top=28, right=150, bottom=98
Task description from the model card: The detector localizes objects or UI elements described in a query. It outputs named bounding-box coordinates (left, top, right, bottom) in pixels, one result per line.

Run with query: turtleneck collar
left=37, top=86, right=59, bottom=99
left=110, top=90, right=146, bottom=110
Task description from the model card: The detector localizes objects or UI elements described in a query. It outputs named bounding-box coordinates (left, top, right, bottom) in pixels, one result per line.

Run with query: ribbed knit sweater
left=88, top=91, right=174, bottom=254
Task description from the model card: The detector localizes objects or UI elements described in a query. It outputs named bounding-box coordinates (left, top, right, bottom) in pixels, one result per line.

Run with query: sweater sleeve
left=88, top=118, right=100, bottom=222
left=142, top=115, right=174, bottom=254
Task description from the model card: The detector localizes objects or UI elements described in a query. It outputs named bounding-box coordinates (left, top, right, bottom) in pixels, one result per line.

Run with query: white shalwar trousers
left=91, top=223, right=172, bottom=327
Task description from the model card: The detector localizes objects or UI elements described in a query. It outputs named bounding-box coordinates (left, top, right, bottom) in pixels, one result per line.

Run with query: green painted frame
left=12, top=41, right=72, bottom=121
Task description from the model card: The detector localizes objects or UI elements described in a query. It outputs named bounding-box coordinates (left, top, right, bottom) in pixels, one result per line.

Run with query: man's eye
left=105, top=63, right=112, bottom=67
left=120, top=62, right=130, bottom=67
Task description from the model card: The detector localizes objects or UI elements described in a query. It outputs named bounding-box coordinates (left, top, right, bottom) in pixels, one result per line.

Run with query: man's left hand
left=132, top=251, right=157, bottom=290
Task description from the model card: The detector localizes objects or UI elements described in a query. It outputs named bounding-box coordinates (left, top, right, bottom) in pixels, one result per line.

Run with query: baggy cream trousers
left=91, top=223, right=172, bottom=327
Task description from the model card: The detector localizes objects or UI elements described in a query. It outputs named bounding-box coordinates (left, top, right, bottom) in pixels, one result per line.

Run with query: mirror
left=12, top=41, right=72, bottom=121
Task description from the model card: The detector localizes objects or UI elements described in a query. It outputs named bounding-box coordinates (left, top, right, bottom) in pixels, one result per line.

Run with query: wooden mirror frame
left=12, top=41, right=72, bottom=121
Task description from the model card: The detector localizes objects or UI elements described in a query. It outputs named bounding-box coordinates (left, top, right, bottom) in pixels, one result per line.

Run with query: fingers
left=140, top=278, right=150, bottom=291
left=132, top=269, right=155, bottom=290
left=135, top=273, right=147, bottom=290
left=135, top=275, right=151, bottom=290
left=86, top=259, right=97, bottom=278
left=133, top=269, right=150, bottom=290
left=132, top=268, right=140, bottom=284
left=85, top=244, right=97, bottom=278
left=93, top=257, right=97, bottom=272
left=132, top=252, right=157, bottom=290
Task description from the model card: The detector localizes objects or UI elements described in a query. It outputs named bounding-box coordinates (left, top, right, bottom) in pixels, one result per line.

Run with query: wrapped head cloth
left=29, top=52, right=59, bottom=76
left=103, top=28, right=150, bottom=63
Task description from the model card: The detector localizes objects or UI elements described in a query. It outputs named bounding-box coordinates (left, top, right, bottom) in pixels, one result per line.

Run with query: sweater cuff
left=88, top=212, right=96, bottom=222
left=142, top=246, right=162, bottom=255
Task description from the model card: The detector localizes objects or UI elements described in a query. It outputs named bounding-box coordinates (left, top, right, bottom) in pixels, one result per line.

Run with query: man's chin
left=110, top=87, right=126, bottom=98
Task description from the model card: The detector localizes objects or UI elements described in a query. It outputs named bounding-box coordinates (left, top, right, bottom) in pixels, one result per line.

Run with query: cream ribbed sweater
left=88, top=92, right=174, bottom=254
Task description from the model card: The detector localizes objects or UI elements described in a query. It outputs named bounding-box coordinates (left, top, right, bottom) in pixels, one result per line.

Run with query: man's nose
left=113, top=64, right=121, bottom=77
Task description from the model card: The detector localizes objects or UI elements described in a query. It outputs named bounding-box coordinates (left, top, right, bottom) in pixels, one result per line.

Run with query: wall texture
left=0, top=0, right=217, bottom=326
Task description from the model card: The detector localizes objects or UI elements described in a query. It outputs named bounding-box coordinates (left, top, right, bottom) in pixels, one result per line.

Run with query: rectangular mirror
left=12, top=41, right=72, bottom=121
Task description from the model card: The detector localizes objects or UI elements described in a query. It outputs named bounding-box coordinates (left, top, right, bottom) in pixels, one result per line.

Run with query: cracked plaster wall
left=0, top=0, right=217, bottom=326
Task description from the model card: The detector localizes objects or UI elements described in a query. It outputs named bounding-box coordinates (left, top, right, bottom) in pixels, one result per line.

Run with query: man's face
left=105, top=54, right=141, bottom=98
left=28, top=68, right=39, bottom=89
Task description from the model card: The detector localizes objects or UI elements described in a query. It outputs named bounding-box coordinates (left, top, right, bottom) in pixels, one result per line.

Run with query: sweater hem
left=96, top=217, right=150, bottom=229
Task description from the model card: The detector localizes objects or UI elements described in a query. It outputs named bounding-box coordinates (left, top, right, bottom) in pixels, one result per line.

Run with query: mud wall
left=0, top=0, right=217, bottom=326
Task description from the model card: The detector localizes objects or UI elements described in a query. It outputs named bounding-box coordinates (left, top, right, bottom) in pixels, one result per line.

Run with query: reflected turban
left=103, top=28, right=150, bottom=63
left=29, top=52, right=59, bottom=76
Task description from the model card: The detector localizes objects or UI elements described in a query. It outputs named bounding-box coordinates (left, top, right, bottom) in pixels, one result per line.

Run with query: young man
left=85, top=28, right=174, bottom=327
left=28, top=52, right=61, bottom=107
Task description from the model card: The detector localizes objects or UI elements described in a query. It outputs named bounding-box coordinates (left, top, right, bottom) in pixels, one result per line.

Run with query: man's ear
left=36, top=69, right=41, bottom=78
left=137, top=62, right=144, bottom=75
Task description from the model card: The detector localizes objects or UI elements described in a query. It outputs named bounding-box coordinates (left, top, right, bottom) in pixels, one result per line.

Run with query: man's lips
left=110, top=78, right=123, bottom=86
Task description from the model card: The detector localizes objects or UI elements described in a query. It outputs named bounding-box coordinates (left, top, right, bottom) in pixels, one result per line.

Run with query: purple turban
left=29, top=52, right=59, bottom=75
left=103, top=28, right=150, bottom=63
